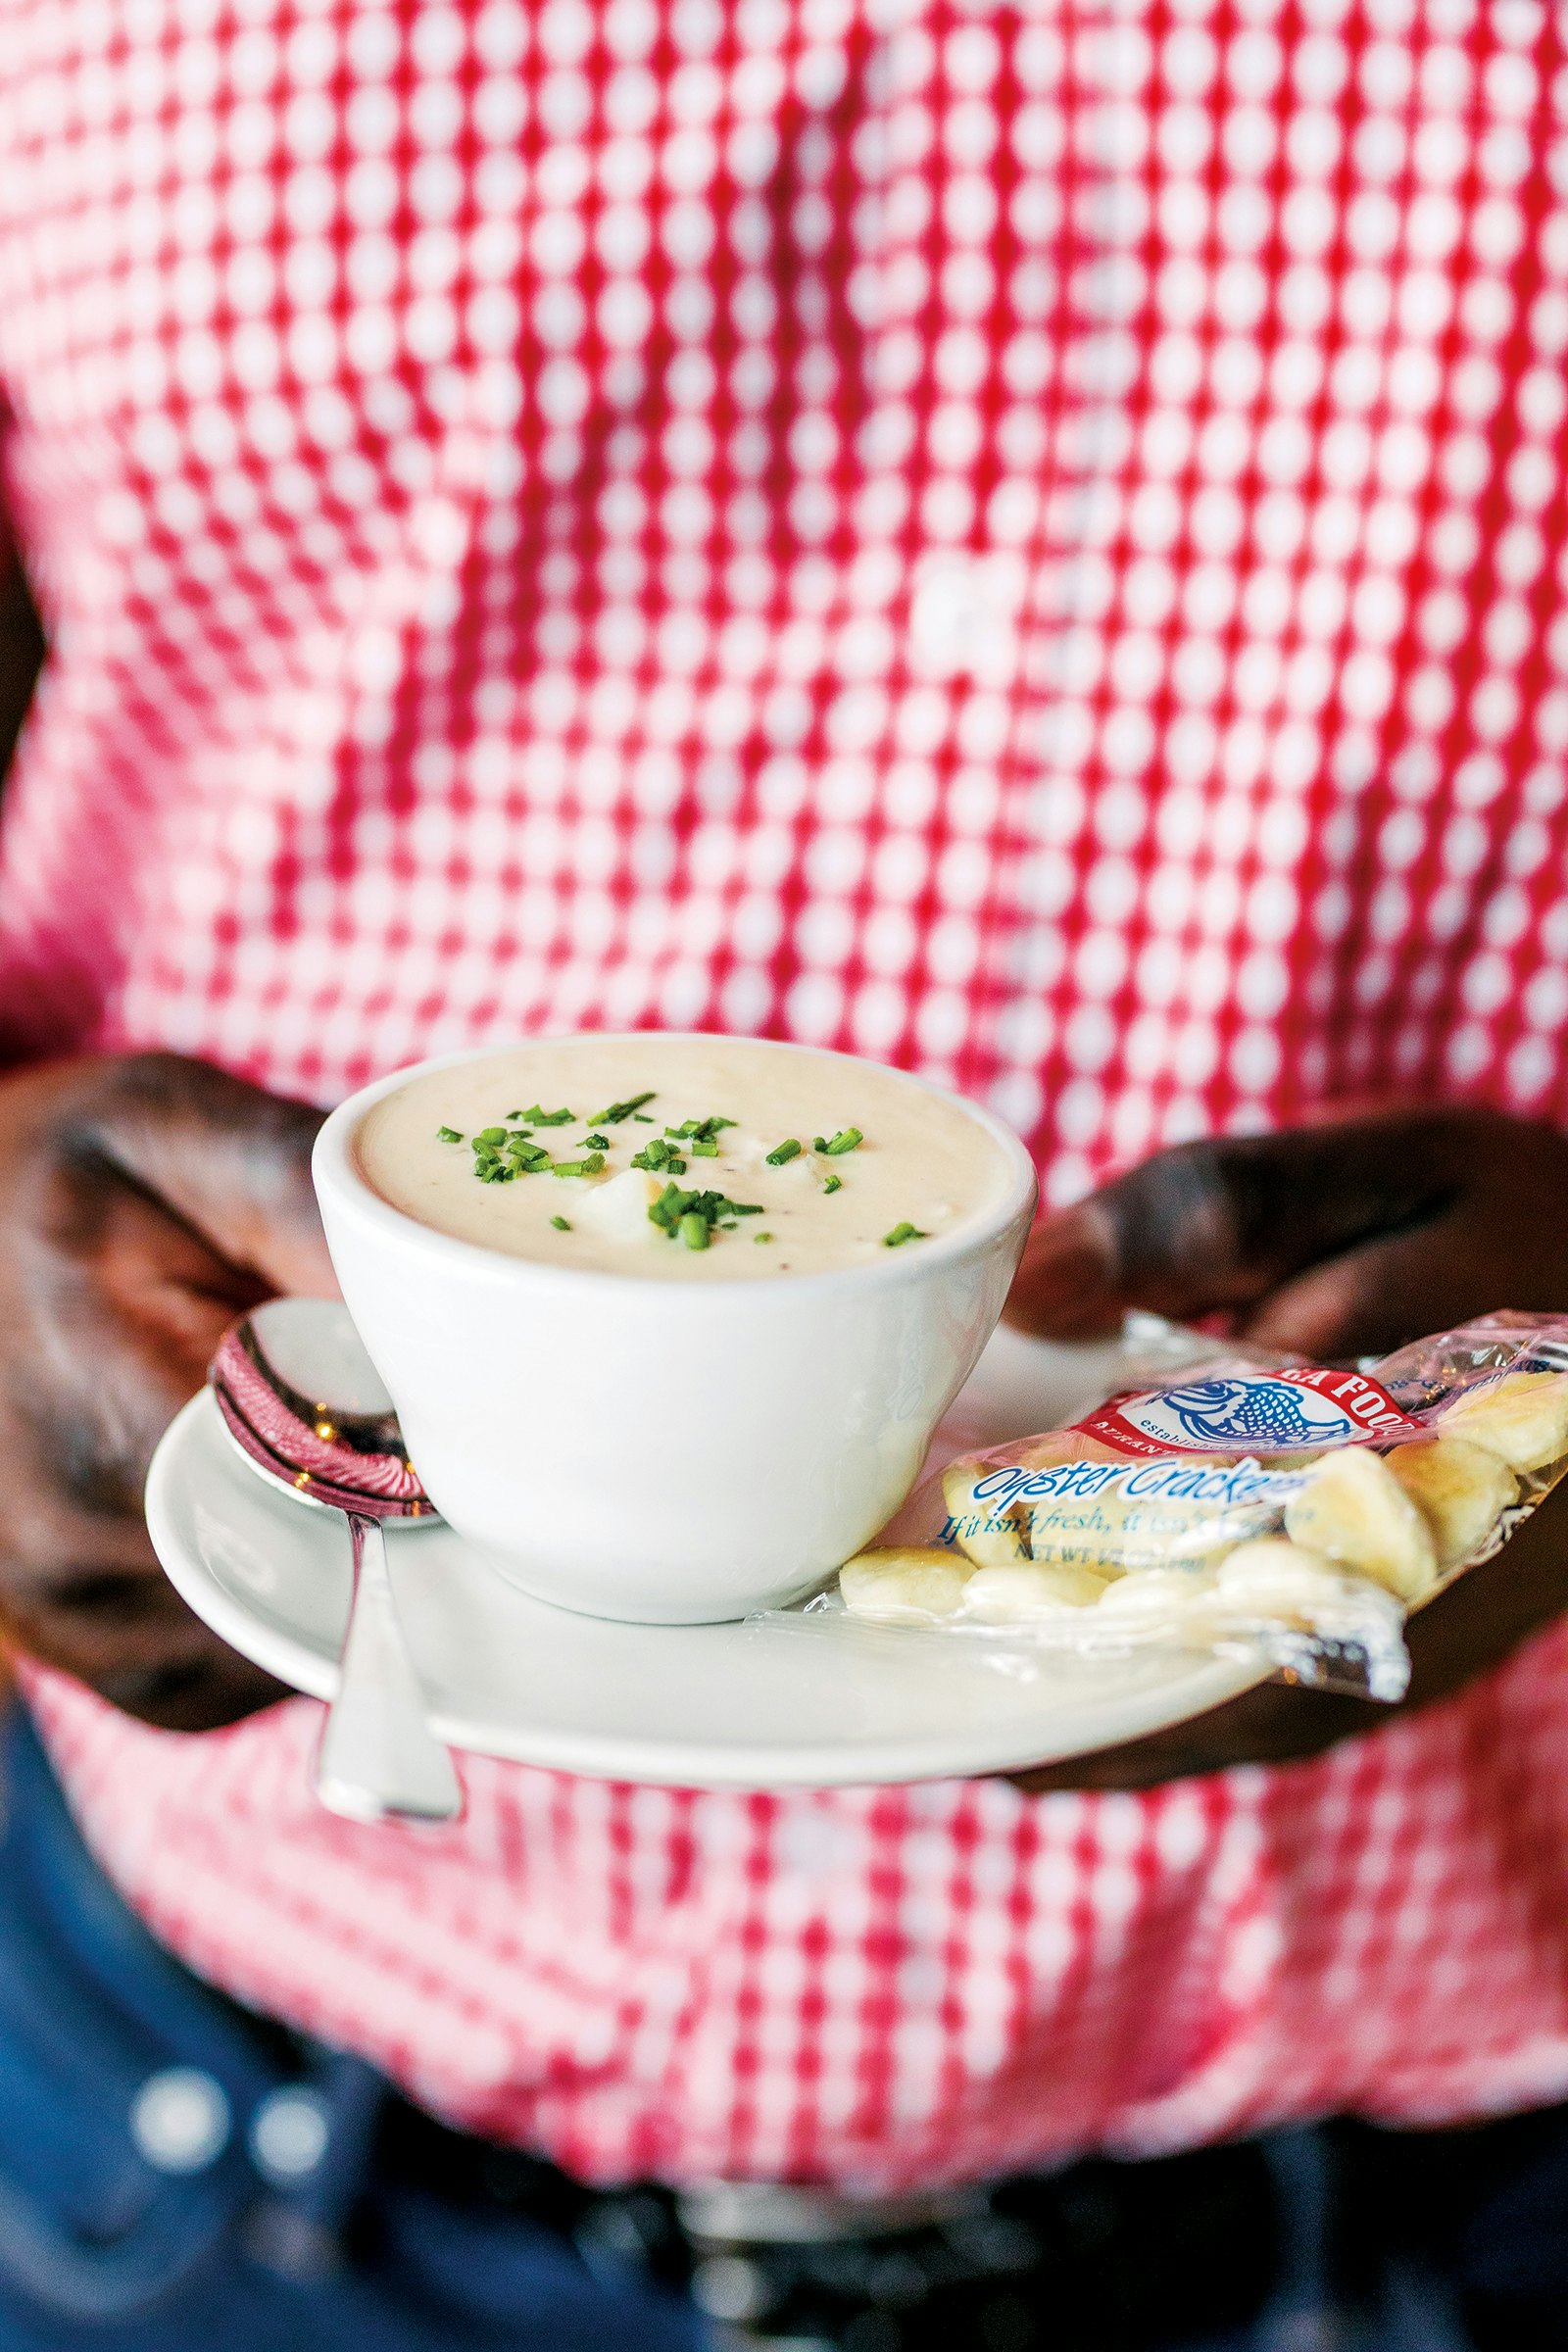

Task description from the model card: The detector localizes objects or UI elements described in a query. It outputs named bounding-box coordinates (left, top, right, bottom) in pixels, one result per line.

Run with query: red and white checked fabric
left=4, top=1, right=1568, bottom=2187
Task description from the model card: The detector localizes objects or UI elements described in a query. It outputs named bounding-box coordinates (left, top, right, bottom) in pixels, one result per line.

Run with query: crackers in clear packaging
left=812, top=1315, right=1568, bottom=1701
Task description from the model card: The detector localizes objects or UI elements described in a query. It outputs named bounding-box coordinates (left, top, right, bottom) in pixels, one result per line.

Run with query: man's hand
left=1001, top=1105, right=1568, bottom=1790
left=0, top=1053, right=334, bottom=1730
left=1006, top=1104, right=1568, bottom=1360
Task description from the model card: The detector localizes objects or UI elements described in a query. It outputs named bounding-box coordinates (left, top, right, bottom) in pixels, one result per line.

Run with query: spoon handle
left=313, top=1511, right=464, bottom=1825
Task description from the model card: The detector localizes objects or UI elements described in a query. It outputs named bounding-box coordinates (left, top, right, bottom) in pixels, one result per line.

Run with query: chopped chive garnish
left=816, top=1127, right=863, bottom=1156
left=588, top=1092, right=656, bottom=1124
left=822, top=1173, right=843, bottom=1195
left=634, top=1113, right=655, bottom=1122
left=584, top=1132, right=611, bottom=1151
left=648, top=1181, right=687, bottom=1232
left=755, top=1231, right=773, bottom=1243
left=550, top=1152, right=606, bottom=1178
left=632, top=1136, right=686, bottom=1174
left=647, top=1184, right=761, bottom=1240
left=476, top=1126, right=508, bottom=1146
left=437, top=1125, right=463, bottom=1144
left=678, top=1210, right=710, bottom=1250
left=522, top=1103, right=574, bottom=1126
left=690, top=1139, right=719, bottom=1156
left=882, top=1222, right=928, bottom=1248
left=665, top=1114, right=738, bottom=1142
left=764, top=1138, right=803, bottom=1166
left=551, top=1214, right=570, bottom=1231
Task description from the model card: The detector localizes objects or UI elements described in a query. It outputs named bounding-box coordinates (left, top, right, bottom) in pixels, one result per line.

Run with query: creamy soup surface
left=357, top=1038, right=1011, bottom=1280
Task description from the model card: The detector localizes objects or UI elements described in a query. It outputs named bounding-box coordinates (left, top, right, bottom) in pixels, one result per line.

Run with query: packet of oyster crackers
left=788, top=1314, right=1568, bottom=1703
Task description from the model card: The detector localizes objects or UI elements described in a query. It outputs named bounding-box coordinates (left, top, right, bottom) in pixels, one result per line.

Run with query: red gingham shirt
left=4, top=1, right=1568, bottom=2187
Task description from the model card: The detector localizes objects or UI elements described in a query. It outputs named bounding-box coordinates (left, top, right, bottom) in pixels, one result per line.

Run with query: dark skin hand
left=1004, top=1105, right=1568, bottom=1791
left=4, top=1065, right=1566, bottom=1788
left=0, top=1053, right=334, bottom=1730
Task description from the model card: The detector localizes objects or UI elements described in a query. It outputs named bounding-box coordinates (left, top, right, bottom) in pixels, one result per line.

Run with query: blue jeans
left=0, top=1701, right=1562, bottom=2352
left=0, top=1707, right=706, bottom=2351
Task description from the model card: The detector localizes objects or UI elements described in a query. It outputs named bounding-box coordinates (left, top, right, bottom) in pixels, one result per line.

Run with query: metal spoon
left=208, top=1296, right=463, bottom=1825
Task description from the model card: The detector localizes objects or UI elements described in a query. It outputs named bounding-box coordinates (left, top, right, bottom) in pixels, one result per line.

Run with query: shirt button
left=690, top=2253, right=773, bottom=2326
left=130, top=2067, right=231, bottom=2175
left=910, top=563, right=982, bottom=670
left=249, top=2087, right=332, bottom=2185
left=908, top=555, right=1017, bottom=681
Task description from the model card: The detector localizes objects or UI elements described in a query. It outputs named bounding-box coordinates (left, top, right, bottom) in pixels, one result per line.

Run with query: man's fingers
left=1242, top=1188, right=1568, bottom=1359
left=1001, top=1202, right=1124, bottom=1339
left=58, top=1053, right=337, bottom=1298
left=1006, top=1109, right=1534, bottom=1344
left=18, top=1054, right=339, bottom=1512
left=1004, top=1151, right=1238, bottom=1340
left=0, top=1476, right=286, bottom=1730
left=1006, top=1131, right=1364, bottom=1341
left=0, top=1417, right=289, bottom=1731
left=0, top=1571, right=286, bottom=1729
left=1231, top=1111, right=1568, bottom=1356
left=27, top=1178, right=286, bottom=1510
left=0, top=1052, right=331, bottom=1731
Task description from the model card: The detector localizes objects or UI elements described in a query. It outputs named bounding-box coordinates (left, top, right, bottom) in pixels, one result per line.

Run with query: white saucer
left=145, top=1320, right=1265, bottom=1788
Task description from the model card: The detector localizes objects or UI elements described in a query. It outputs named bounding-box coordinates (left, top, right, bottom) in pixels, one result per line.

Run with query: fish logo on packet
left=1075, top=1368, right=1429, bottom=1459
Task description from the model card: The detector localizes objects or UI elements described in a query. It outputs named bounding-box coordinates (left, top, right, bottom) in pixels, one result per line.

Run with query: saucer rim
left=147, top=1388, right=1266, bottom=1789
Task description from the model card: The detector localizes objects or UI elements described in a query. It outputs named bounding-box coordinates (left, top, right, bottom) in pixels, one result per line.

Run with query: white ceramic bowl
left=313, top=1038, right=1038, bottom=1623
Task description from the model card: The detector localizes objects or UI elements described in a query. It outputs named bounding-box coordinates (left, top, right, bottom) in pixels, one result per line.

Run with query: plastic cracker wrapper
left=768, top=1314, right=1568, bottom=1703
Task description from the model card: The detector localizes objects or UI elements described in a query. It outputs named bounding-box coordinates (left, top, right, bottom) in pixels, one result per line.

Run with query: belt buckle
left=675, top=2177, right=1013, bottom=2347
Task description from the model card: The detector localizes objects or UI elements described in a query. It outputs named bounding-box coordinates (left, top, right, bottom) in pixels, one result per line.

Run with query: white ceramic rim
left=314, top=1033, right=1040, bottom=1299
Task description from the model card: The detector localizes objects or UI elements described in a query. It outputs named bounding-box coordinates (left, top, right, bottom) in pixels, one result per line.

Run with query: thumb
left=67, top=1053, right=337, bottom=1299
left=1005, top=1143, right=1238, bottom=1340
left=1005, top=1115, right=1461, bottom=1342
